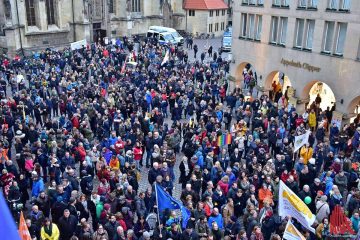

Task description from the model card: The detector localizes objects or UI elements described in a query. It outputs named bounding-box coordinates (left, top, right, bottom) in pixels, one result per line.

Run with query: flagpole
left=154, top=183, right=162, bottom=235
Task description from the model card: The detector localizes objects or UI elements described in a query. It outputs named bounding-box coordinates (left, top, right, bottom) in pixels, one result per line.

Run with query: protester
left=0, top=35, right=358, bottom=240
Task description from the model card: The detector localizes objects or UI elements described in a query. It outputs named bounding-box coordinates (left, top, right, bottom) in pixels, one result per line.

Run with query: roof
left=184, top=0, right=228, bottom=10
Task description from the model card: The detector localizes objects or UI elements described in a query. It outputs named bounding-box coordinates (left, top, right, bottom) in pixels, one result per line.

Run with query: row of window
left=240, top=13, right=351, bottom=56
left=241, top=0, right=351, bottom=11
left=209, top=10, right=226, bottom=17
left=26, top=0, right=56, bottom=26
left=209, top=22, right=226, bottom=33
left=109, top=0, right=141, bottom=13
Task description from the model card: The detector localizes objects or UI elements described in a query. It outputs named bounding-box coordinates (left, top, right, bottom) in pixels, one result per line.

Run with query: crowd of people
left=0, top=34, right=360, bottom=240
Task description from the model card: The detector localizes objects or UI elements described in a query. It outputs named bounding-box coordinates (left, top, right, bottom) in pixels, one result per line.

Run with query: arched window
left=46, top=0, right=56, bottom=25
left=25, top=0, right=36, bottom=26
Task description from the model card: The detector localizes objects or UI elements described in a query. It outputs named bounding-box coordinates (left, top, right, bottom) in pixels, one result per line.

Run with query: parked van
left=148, top=26, right=184, bottom=45
left=221, top=27, right=232, bottom=52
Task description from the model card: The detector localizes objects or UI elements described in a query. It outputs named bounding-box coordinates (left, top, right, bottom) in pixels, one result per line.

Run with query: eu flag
left=155, top=184, right=190, bottom=229
left=0, top=192, right=21, bottom=240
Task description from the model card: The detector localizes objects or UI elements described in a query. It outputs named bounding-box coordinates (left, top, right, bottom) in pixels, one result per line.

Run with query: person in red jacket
left=115, top=138, right=125, bottom=154
left=133, top=141, right=143, bottom=169
left=75, top=142, right=86, bottom=162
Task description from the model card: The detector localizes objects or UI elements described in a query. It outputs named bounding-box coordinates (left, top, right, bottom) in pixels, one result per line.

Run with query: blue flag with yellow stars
left=155, top=183, right=190, bottom=229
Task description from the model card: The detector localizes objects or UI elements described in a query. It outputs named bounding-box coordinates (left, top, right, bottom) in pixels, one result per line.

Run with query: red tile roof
left=184, top=0, right=228, bottom=10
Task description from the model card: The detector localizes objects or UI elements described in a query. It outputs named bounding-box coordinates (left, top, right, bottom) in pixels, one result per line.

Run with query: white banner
left=278, top=181, right=315, bottom=233
left=294, top=130, right=310, bottom=152
left=283, top=221, right=306, bottom=240
left=70, top=39, right=87, bottom=51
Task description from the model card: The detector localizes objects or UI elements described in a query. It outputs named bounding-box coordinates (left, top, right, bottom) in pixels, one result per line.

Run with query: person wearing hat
left=316, top=195, right=330, bottom=223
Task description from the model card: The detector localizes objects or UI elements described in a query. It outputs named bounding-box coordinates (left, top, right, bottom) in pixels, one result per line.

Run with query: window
left=255, top=15, right=262, bottom=40
left=279, top=17, right=288, bottom=44
left=241, top=13, right=247, bottom=37
left=221, top=22, right=225, bottom=30
left=241, top=14, right=262, bottom=40
left=46, top=0, right=56, bottom=25
left=323, top=21, right=335, bottom=53
left=305, top=20, right=315, bottom=49
left=131, top=0, right=141, bottom=12
left=270, top=16, right=279, bottom=43
left=222, top=10, right=226, bottom=16
left=298, top=0, right=318, bottom=9
left=335, top=23, right=347, bottom=55
left=294, top=19, right=315, bottom=49
left=109, top=0, right=115, bottom=13
left=248, top=14, right=255, bottom=39
left=216, top=10, right=220, bottom=16
left=327, top=0, right=351, bottom=11
left=209, top=24, right=213, bottom=33
left=25, top=0, right=36, bottom=26
left=215, top=23, right=219, bottom=32
left=357, top=40, right=360, bottom=60
left=339, top=0, right=351, bottom=10
left=188, top=10, right=195, bottom=16
left=210, top=10, right=213, bottom=17
left=270, top=16, right=288, bottom=45
left=273, top=0, right=289, bottom=7
left=295, top=19, right=305, bottom=47
left=243, top=0, right=264, bottom=6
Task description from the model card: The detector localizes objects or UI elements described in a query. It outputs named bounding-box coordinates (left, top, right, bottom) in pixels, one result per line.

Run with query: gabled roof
left=184, top=0, right=228, bottom=10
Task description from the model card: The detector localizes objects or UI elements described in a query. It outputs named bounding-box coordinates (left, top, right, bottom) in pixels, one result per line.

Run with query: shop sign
left=281, top=58, right=321, bottom=72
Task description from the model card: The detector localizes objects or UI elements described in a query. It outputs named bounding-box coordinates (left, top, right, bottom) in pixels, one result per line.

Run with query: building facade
left=0, top=0, right=91, bottom=56
left=0, top=0, right=186, bottom=56
left=231, top=0, right=360, bottom=118
left=106, top=0, right=185, bottom=40
left=184, top=0, right=229, bottom=37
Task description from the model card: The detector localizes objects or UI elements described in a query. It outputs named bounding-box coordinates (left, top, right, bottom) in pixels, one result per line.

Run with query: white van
left=148, top=26, right=184, bottom=46
left=146, top=30, right=177, bottom=45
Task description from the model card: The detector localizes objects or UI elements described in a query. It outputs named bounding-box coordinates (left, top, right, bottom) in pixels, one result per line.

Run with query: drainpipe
left=72, top=0, right=76, bottom=41
left=15, top=0, right=24, bottom=56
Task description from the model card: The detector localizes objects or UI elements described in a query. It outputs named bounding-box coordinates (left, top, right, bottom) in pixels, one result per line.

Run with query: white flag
left=278, top=181, right=315, bottom=233
left=161, top=50, right=170, bottom=66
left=283, top=221, right=306, bottom=240
left=294, top=130, right=310, bottom=152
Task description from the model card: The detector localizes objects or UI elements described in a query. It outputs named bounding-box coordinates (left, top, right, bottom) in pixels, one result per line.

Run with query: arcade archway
left=303, top=81, right=336, bottom=111
left=265, top=71, right=292, bottom=100
left=235, top=62, right=256, bottom=86
left=347, top=96, right=360, bottom=123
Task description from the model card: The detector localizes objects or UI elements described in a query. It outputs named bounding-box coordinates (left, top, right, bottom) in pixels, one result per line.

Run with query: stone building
left=183, top=0, right=229, bottom=37
left=0, top=0, right=186, bottom=56
left=0, top=0, right=91, bottom=55
left=105, top=0, right=186, bottom=39
left=231, top=0, right=360, bottom=119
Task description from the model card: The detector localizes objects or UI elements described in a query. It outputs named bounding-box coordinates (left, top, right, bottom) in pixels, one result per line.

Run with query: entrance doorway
left=266, top=71, right=292, bottom=101
left=306, top=81, right=336, bottom=111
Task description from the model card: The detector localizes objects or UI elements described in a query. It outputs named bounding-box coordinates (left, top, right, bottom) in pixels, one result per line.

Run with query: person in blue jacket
left=208, top=208, right=224, bottom=230
left=31, top=172, right=44, bottom=198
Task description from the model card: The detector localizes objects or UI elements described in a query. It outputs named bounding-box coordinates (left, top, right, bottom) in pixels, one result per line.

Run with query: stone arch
left=265, top=71, right=292, bottom=94
left=302, top=80, right=336, bottom=111
left=347, top=96, right=360, bottom=115
left=235, top=62, right=254, bottom=86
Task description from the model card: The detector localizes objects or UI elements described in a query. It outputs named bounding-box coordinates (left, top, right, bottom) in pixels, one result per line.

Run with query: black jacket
left=58, top=215, right=78, bottom=240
